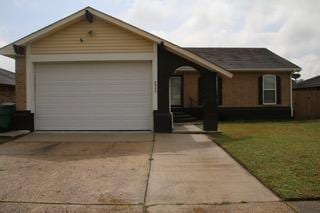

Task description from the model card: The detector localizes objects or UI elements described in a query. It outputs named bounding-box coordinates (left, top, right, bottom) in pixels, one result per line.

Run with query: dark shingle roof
left=293, top=76, right=320, bottom=89
left=0, top=68, right=15, bottom=86
left=185, top=48, right=300, bottom=71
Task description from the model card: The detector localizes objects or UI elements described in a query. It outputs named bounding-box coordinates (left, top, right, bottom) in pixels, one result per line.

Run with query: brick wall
left=176, top=71, right=291, bottom=107
left=221, top=72, right=291, bottom=107
left=15, top=56, right=26, bottom=110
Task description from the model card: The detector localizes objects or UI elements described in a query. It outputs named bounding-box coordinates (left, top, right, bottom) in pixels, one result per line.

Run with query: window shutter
left=258, top=76, right=263, bottom=105
left=217, top=76, right=223, bottom=105
left=276, top=75, right=281, bottom=104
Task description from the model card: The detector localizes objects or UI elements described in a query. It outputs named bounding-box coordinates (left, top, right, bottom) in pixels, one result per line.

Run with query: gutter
left=290, top=73, right=294, bottom=118
left=228, top=68, right=301, bottom=72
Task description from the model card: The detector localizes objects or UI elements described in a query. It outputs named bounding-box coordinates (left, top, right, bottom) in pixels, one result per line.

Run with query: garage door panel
left=37, top=116, right=151, bottom=131
left=36, top=107, right=150, bottom=116
left=35, top=61, right=152, bottom=130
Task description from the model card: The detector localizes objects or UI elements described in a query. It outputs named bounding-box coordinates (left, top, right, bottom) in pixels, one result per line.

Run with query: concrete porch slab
left=173, top=123, right=220, bottom=134
left=173, top=123, right=205, bottom=134
left=174, top=124, right=203, bottom=132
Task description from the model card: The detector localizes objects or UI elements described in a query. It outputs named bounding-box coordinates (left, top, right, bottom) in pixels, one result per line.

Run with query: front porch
left=154, top=44, right=220, bottom=132
left=171, top=106, right=202, bottom=123
left=169, top=67, right=203, bottom=125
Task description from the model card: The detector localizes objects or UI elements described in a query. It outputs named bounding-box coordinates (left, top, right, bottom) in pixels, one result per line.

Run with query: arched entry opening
left=154, top=44, right=218, bottom=132
left=170, top=66, right=203, bottom=130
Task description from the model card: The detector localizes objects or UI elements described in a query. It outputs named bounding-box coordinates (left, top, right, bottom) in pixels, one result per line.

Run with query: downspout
left=290, top=72, right=293, bottom=118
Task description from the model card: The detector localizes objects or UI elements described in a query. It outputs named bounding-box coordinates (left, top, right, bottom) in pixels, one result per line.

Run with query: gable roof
left=0, top=7, right=232, bottom=78
left=186, top=48, right=301, bottom=72
left=0, top=68, right=15, bottom=86
left=293, top=75, right=320, bottom=89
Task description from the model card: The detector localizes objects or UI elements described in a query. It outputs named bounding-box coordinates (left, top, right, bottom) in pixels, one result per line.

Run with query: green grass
left=206, top=120, right=320, bottom=200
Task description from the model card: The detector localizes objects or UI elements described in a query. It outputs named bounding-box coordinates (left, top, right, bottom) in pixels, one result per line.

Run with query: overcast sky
left=0, top=0, right=319, bottom=79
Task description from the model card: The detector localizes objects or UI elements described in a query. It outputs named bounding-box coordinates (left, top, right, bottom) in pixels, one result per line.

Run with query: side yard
left=209, top=120, right=320, bottom=200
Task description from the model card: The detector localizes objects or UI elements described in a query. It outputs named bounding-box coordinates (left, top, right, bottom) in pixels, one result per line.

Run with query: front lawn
left=208, top=120, right=320, bottom=200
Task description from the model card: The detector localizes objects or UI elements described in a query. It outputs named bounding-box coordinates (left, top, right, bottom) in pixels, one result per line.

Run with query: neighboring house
left=0, top=7, right=300, bottom=132
left=0, top=68, right=15, bottom=103
left=293, top=76, right=320, bottom=119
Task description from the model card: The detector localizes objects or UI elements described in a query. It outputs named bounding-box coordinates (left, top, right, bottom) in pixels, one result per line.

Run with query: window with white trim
left=263, top=75, right=277, bottom=104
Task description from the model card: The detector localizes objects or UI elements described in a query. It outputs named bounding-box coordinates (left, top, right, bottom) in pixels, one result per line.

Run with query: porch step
left=172, top=110, right=199, bottom=123
left=174, top=113, right=193, bottom=119
left=172, top=111, right=186, bottom=115
left=173, top=116, right=198, bottom=123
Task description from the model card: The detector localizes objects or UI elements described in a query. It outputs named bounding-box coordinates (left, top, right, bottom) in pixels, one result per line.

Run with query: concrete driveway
left=0, top=133, right=293, bottom=212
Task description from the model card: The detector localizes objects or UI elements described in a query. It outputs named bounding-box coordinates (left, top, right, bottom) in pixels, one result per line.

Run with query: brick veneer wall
left=15, top=56, right=26, bottom=110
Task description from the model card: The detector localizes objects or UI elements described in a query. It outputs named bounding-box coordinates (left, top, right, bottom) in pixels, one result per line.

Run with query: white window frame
left=263, top=74, right=277, bottom=105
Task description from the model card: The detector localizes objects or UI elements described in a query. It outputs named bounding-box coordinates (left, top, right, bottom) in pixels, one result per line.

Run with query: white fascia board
left=152, top=43, right=158, bottom=111
left=89, top=8, right=233, bottom=78
left=163, top=42, right=233, bottom=78
left=89, top=8, right=162, bottom=44
left=0, top=9, right=84, bottom=56
left=29, top=53, right=154, bottom=62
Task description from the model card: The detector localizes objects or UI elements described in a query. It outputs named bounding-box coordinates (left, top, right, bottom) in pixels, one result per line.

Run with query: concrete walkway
left=288, top=201, right=320, bottom=213
left=0, top=132, right=293, bottom=212
left=146, top=134, right=279, bottom=205
left=173, top=123, right=204, bottom=133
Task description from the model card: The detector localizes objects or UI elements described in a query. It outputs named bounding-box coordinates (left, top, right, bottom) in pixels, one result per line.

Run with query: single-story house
left=293, top=76, right=320, bottom=119
left=0, top=7, right=300, bottom=132
left=0, top=68, right=15, bottom=103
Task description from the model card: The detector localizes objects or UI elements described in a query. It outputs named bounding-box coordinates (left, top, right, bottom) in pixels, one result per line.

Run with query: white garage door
left=35, top=61, right=152, bottom=130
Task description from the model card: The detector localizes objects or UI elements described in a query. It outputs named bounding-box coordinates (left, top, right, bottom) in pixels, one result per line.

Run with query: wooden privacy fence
left=293, top=88, right=320, bottom=119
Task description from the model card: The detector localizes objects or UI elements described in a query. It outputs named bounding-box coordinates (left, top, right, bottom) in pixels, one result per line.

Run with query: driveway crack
left=142, top=133, right=156, bottom=212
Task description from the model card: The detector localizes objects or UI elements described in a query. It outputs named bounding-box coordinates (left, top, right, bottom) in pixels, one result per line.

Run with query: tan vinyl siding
left=31, top=17, right=153, bottom=54
left=15, top=56, right=26, bottom=110
left=177, top=71, right=291, bottom=107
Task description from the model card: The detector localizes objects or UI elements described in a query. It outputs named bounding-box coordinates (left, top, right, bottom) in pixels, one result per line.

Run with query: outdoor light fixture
left=88, top=30, right=94, bottom=36
left=85, top=10, right=93, bottom=23
left=13, top=44, right=24, bottom=55
left=292, top=72, right=301, bottom=80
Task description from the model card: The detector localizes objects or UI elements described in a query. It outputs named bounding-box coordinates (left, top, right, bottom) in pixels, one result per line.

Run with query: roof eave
left=89, top=8, right=233, bottom=78
left=0, top=7, right=86, bottom=57
left=0, top=7, right=233, bottom=78
left=228, top=67, right=301, bottom=72
left=163, top=42, right=233, bottom=78
left=0, top=46, right=15, bottom=57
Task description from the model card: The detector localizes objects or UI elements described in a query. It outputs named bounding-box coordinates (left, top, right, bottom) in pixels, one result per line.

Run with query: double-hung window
left=263, top=75, right=277, bottom=104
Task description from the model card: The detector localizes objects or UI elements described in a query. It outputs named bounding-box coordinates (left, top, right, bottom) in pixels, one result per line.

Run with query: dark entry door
left=170, top=76, right=183, bottom=106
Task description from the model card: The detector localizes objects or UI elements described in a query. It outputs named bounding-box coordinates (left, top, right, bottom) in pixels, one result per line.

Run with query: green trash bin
left=0, top=103, right=16, bottom=132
